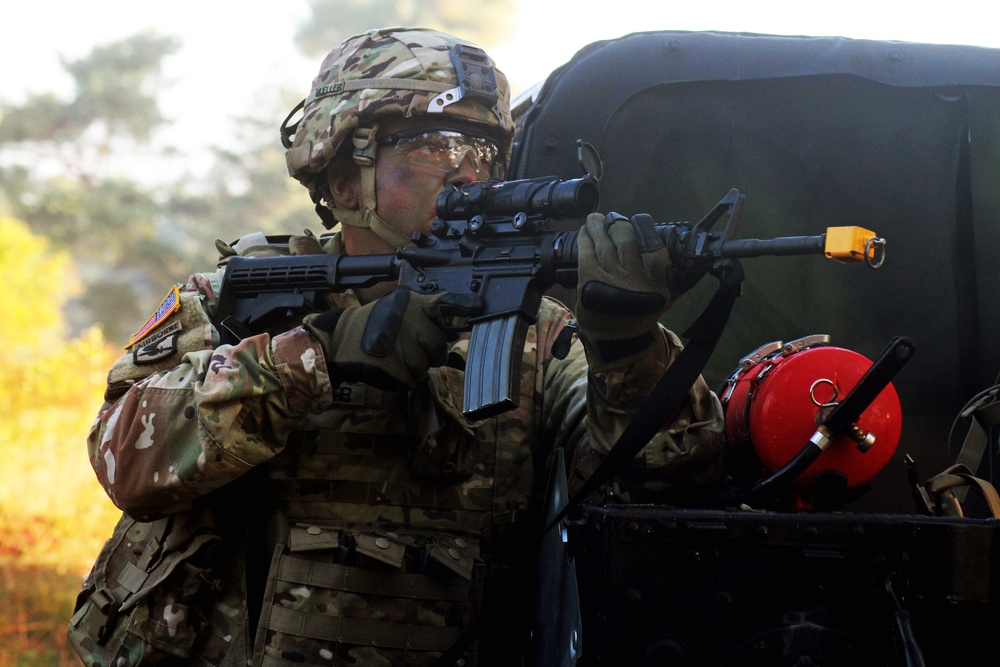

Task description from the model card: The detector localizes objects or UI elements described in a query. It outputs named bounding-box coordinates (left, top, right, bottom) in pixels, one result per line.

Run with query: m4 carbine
left=215, top=172, right=883, bottom=420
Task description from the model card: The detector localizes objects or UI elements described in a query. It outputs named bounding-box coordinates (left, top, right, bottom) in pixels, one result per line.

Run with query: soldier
left=74, top=27, right=724, bottom=667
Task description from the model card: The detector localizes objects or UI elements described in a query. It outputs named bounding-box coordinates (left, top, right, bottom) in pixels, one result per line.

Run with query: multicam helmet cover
left=283, top=27, right=514, bottom=214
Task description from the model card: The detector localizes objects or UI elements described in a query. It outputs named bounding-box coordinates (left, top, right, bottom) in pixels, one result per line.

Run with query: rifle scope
left=436, top=175, right=600, bottom=221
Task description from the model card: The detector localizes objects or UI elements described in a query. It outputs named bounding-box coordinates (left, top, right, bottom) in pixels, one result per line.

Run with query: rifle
left=214, top=147, right=884, bottom=420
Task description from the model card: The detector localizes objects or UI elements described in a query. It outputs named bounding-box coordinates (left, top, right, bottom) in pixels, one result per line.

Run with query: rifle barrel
left=717, top=235, right=827, bottom=258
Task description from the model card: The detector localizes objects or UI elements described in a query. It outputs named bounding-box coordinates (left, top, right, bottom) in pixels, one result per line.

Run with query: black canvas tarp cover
left=510, top=30, right=1000, bottom=513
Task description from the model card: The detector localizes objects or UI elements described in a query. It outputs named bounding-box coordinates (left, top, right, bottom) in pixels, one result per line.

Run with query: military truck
left=509, top=30, right=1000, bottom=666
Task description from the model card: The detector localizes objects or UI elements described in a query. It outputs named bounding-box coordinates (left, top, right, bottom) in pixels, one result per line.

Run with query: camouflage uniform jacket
left=85, top=231, right=724, bottom=665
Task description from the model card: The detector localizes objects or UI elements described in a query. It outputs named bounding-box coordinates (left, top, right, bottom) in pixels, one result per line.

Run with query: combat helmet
left=281, top=27, right=514, bottom=247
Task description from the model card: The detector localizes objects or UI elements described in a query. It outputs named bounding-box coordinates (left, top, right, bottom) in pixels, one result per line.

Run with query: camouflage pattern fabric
left=80, top=230, right=724, bottom=665
left=68, top=509, right=248, bottom=666
left=284, top=27, right=514, bottom=202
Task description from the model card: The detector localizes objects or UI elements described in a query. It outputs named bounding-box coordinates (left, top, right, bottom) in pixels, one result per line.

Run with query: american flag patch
left=125, top=285, right=182, bottom=350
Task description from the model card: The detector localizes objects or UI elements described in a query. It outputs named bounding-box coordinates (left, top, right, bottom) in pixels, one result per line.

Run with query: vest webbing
left=268, top=426, right=497, bottom=535
left=263, top=599, right=466, bottom=651
left=276, top=555, right=473, bottom=601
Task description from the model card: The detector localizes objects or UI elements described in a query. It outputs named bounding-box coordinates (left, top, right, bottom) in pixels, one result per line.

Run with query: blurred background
left=2, top=1, right=997, bottom=664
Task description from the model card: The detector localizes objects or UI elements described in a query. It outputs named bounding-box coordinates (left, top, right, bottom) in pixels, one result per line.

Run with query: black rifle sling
left=433, top=267, right=745, bottom=666
left=554, top=262, right=744, bottom=526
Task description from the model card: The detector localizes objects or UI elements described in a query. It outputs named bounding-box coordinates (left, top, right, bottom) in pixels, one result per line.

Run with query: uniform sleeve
left=87, top=275, right=335, bottom=521
left=534, top=298, right=725, bottom=502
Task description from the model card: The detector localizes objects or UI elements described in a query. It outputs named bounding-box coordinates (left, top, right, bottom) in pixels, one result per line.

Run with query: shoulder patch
left=125, top=286, right=181, bottom=350
left=133, top=320, right=183, bottom=365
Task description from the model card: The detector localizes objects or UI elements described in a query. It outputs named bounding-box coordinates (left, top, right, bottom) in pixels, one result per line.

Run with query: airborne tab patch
left=125, top=285, right=181, bottom=350
left=133, top=320, right=183, bottom=365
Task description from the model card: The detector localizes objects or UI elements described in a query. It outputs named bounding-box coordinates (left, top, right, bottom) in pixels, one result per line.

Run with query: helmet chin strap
left=336, top=125, right=414, bottom=250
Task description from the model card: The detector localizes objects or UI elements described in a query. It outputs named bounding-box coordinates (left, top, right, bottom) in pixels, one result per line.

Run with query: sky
left=2, top=0, right=999, bottom=168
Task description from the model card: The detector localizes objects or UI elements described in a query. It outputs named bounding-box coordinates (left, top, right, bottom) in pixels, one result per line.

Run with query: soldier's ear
left=327, top=161, right=361, bottom=210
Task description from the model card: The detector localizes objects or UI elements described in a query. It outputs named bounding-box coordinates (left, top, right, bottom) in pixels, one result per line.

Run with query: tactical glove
left=303, top=288, right=483, bottom=391
left=576, top=211, right=675, bottom=365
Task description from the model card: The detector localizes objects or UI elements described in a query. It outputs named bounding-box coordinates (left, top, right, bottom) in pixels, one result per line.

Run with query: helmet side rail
left=214, top=179, right=884, bottom=420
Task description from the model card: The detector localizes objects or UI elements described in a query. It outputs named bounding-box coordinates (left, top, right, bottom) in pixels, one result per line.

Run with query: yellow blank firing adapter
left=825, top=226, right=886, bottom=268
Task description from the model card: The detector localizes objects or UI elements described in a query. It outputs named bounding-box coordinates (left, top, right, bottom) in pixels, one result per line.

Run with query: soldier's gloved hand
left=303, top=288, right=483, bottom=391
left=576, top=211, right=675, bottom=366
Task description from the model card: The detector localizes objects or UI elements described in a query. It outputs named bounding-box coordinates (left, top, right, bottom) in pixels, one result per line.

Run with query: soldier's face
left=372, top=116, right=499, bottom=246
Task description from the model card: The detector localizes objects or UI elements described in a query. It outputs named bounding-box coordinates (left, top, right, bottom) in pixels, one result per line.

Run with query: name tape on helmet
left=314, top=79, right=453, bottom=102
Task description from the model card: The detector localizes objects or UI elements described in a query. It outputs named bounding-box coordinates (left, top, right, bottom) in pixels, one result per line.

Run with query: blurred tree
left=0, top=4, right=517, bottom=342
left=162, top=105, right=320, bottom=275
left=294, top=0, right=516, bottom=56
left=0, top=33, right=315, bottom=342
left=0, top=215, right=119, bottom=541
left=0, top=32, right=178, bottom=179
left=0, top=217, right=122, bottom=667
left=0, top=33, right=185, bottom=340
left=1, top=166, right=185, bottom=338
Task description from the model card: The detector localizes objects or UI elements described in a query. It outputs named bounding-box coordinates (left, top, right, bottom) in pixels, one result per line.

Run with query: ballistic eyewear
left=376, top=128, right=505, bottom=179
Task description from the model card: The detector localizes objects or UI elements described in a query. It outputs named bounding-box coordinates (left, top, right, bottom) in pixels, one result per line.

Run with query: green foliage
left=0, top=31, right=315, bottom=342
left=0, top=4, right=520, bottom=342
left=0, top=33, right=187, bottom=339
left=294, top=0, right=517, bottom=57
left=0, top=32, right=178, bottom=147
left=157, top=108, right=320, bottom=295
left=62, top=32, right=178, bottom=142
left=0, top=92, right=86, bottom=144
left=2, top=171, right=185, bottom=340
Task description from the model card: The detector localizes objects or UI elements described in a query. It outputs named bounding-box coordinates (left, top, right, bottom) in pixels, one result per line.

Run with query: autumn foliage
left=0, top=217, right=122, bottom=666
